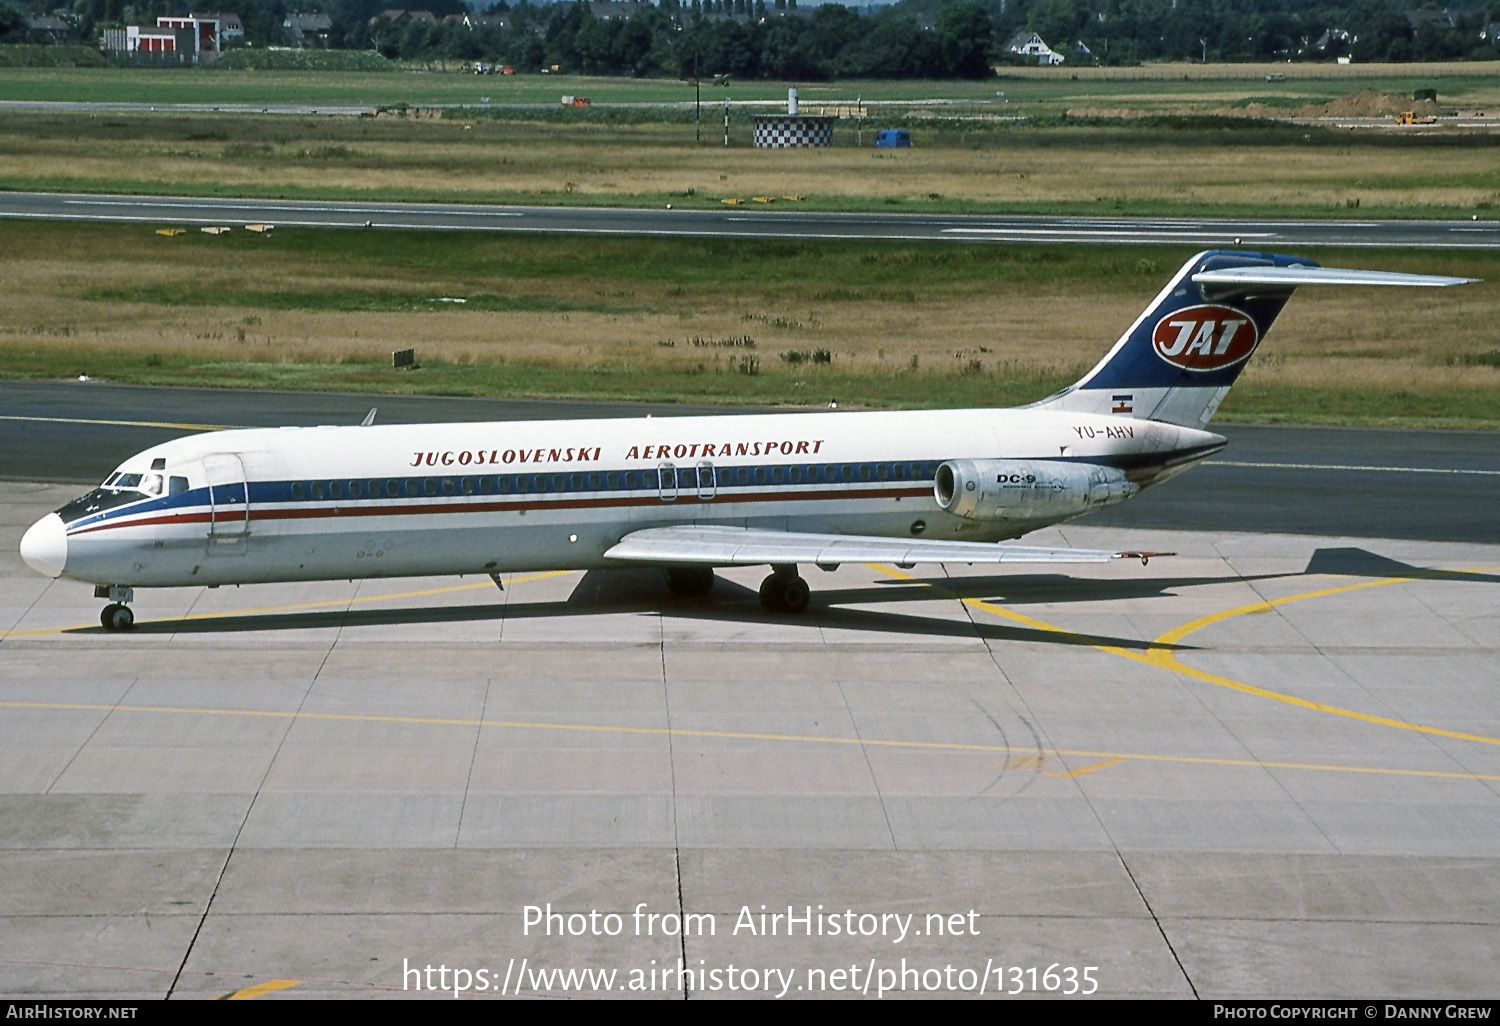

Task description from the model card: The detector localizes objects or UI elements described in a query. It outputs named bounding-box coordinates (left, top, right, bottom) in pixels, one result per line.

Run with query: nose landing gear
left=94, top=585, right=136, bottom=631
left=100, top=604, right=135, bottom=631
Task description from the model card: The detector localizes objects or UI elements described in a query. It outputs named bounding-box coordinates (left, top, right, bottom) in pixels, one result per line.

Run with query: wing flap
left=605, top=525, right=1154, bottom=567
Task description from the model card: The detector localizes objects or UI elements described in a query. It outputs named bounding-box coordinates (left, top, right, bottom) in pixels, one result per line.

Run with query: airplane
left=18, top=250, right=1475, bottom=631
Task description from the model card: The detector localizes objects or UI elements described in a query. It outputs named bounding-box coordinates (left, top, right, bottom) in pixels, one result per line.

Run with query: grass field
left=2, top=60, right=1499, bottom=110
left=2, top=221, right=1495, bottom=428
left=4, top=110, right=1500, bottom=218
left=5, top=64, right=1500, bottom=218
left=1, top=63, right=1497, bottom=427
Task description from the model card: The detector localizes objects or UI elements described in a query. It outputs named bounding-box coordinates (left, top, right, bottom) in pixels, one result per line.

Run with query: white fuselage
left=36, top=406, right=1221, bottom=590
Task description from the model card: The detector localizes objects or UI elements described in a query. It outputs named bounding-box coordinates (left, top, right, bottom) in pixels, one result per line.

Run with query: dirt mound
left=1068, top=89, right=1448, bottom=122
left=1063, top=107, right=1153, bottom=119
left=1299, top=89, right=1443, bottom=118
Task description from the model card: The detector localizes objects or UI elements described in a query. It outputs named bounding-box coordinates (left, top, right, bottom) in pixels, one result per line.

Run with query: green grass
left=1219, top=385, right=1500, bottom=429
left=2, top=61, right=1497, bottom=111
left=0, top=348, right=1067, bottom=410
left=2, top=222, right=1497, bottom=428
left=0, top=66, right=1011, bottom=107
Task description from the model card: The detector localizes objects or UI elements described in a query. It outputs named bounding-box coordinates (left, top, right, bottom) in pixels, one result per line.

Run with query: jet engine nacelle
left=934, top=459, right=1139, bottom=522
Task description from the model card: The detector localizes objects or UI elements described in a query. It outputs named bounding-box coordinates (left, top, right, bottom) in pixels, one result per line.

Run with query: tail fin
left=1032, top=250, right=1475, bottom=428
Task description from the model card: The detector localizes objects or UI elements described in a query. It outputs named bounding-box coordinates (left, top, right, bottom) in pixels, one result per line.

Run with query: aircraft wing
left=604, top=525, right=1164, bottom=568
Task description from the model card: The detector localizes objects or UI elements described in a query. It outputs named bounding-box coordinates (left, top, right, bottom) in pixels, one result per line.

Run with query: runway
left=4, top=190, right=1500, bottom=249
left=2, top=384, right=1498, bottom=999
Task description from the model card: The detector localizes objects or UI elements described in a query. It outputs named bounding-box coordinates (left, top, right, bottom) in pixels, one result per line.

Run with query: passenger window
left=478, top=476, right=492, bottom=495
left=386, top=479, right=399, bottom=497
left=893, top=463, right=906, bottom=481
left=424, top=479, right=437, bottom=497
left=461, top=477, right=475, bottom=496
left=770, top=467, right=783, bottom=485
left=789, top=466, right=802, bottom=484
left=348, top=481, right=362, bottom=499
left=442, top=478, right=456, bottom=497
left=737, top=467, right=749, bottom=486
left=876, top=463, right=889, bottom=481
left=292, top=482, right=305, bottom=500
left=607, top=472, right=620, bottom=489
left=498, top=476, right=512, bottom=494
left=753, top=467, right=766, bottom=485
left=311, top=482, right=325, bottom=500
left=859, top=465, right=872, bottom=482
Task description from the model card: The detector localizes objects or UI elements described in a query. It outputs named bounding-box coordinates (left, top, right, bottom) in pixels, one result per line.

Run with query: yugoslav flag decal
left=1151, top=305, right=1260, bottom=372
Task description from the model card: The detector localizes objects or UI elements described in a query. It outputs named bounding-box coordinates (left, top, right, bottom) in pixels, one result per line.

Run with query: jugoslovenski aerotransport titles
left=19, top=251, right=1475, bottom=631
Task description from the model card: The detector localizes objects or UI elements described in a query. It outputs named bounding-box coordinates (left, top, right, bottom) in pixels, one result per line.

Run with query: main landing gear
left=664, top=566, right=716, bottom=597
left=95, top=585, right=135, bottom=631
left=758, top=565, right=810, bottom=615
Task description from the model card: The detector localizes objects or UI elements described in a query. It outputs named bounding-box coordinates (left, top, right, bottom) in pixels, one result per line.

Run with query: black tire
left=779, top=575, right=811, bottom=614
left=665, top=566, right=715, bottom=597
left=758, top=573, right=784, bottom=611
left=100, top=604, right=135, bottom=631
left=759, top=573, right=810, bottom=614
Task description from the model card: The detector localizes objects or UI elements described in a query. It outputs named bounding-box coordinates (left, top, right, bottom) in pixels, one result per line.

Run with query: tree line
left=4, top=0, right=1496, bottom=76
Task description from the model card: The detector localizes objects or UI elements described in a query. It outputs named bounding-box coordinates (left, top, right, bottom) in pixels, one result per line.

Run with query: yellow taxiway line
left=871, top=563, right=1500, bottom=749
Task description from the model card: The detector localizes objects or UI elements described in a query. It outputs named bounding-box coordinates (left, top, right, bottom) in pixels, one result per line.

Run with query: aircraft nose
left=20, top=513, right=67, bottom=578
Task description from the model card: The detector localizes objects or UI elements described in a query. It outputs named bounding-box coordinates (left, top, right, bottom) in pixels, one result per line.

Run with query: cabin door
left=202, top=452, right=250, bottom=555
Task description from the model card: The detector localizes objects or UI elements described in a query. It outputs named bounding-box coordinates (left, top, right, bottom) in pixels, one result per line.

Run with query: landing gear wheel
left=758, top=572, right=810, bottom=614
left=664, top=566, right=715, bottom=597
left=100, top=603, right=135, bottom=631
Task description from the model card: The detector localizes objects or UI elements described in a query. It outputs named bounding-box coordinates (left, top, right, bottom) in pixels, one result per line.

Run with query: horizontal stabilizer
left=606, top=525, right=1158, bottom=567
left=1192, top=266, right=1478, bottom=288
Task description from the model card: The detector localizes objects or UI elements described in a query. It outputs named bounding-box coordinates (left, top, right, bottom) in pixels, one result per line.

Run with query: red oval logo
left=1152, top=305, right=1260, bottom=372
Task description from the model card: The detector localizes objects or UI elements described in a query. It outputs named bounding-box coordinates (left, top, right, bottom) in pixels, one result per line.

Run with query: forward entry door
left=202, top=452, right=250, bottom=555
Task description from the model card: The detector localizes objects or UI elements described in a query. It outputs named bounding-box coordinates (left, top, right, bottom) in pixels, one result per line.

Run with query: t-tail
left=1033, top=250, right=1476, bottom=428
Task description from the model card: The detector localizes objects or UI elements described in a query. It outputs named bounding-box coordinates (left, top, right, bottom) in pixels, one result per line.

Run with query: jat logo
left=1151, top=305, right=1260, bottom=371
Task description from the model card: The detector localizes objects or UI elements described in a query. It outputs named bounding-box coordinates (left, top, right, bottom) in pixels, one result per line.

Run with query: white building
left=1007, top=31, right=1065, bottom=65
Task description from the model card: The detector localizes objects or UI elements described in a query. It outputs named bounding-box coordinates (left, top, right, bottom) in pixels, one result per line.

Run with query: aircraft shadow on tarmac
left=1302, top=547, right=1500, bottom=584
left=90, top=568, right=1178, bottom=650
left=70, top=548, right=1491, bottom=644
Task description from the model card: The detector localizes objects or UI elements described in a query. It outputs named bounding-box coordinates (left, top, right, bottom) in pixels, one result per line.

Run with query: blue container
left=875, top=129, right=910, bottom=148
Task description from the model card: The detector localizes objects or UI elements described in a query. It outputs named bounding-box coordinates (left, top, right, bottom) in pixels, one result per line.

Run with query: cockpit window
left=53, top=466, right=184, bottom=525
left=55, top=486, right=147, bottom=524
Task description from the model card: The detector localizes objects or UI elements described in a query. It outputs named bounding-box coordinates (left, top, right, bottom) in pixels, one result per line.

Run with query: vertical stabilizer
left=1031, top=250, right=1475, bottom=428
left=1032, top=251, right=1302, bottom=427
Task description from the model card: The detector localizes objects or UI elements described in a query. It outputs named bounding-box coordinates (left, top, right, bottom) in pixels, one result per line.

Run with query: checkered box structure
left=753, top=115, right=835, bottom=148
